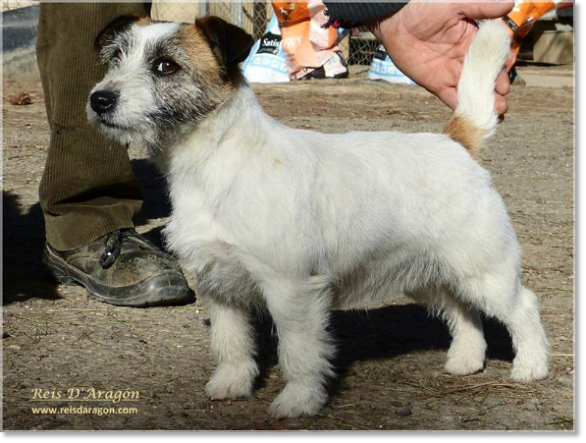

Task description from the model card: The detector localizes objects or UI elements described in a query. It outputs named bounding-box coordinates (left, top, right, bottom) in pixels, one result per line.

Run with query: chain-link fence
left=2, top=0, right=37, bottom=11
left=2, top=0, right=377, bottom=67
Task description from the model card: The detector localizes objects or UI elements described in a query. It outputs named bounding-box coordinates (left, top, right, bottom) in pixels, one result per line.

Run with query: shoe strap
left=98, top=229, right=161, bottom=269
left=99, top=230, right=123, bottom=269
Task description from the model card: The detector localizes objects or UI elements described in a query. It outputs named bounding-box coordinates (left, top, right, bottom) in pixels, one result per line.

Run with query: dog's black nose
left=90, top=90, right=118, bottom=115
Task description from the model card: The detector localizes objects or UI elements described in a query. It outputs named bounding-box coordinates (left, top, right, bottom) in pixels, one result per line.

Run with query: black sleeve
left=323, top=1, right=409, bottom=28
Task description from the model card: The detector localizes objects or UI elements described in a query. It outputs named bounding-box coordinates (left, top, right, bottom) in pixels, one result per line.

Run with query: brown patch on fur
left=135, top=17, right=153, bottom=26
left=443, top=115, right=484, bottom=159
left=177, top=25, right=236, bottom=104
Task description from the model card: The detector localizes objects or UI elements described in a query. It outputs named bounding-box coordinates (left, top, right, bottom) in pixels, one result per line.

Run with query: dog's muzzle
left=90, top=90, right=118, bottom=115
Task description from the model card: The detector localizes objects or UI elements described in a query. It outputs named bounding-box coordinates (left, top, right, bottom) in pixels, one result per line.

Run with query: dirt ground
left=2, top=64, right=574, bottom=431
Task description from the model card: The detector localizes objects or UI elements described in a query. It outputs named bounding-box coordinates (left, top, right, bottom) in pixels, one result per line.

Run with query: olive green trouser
left=37, top=2, right=150, bottom=251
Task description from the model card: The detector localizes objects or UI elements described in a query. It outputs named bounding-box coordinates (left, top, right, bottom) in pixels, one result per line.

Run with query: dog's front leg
left=204, top=295, right=259, bottom=400
left=262, top=278, right=336, bottom=419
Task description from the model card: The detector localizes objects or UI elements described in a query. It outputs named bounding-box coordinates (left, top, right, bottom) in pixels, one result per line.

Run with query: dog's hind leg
left=504, top=284, right=550, bottom=381
left=204, top=295, right=260, bottom=400
left=261, top=277, right=336, bottom=419
left=409, top=288, right=486, bottom=375
left=455, top=271, right=550, bottom=381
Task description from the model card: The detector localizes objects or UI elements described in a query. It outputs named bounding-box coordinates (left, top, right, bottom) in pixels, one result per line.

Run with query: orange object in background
left=273, top=1, right=310, bottom=27
left=502, top=0, right=574, bottom=72
left=272, top=1, right=347, bottom=80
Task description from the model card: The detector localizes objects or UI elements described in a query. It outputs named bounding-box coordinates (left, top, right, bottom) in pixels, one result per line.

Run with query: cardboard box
left=533, top=30, right=574, bottom=65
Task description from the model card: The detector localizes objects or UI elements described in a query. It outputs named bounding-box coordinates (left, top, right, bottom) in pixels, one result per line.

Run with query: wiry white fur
left=162, top=20, right=547, bottom=418
left=93, top=19, right=549, bottom=419
left=455, top=20, right=511, bottom=138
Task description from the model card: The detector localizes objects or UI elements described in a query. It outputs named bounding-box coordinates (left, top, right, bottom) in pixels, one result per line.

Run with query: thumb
left=458, top=1, right=515, bottom=20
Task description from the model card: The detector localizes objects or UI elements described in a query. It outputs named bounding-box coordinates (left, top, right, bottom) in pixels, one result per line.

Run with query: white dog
left=88, top=16, right=550, bottom=419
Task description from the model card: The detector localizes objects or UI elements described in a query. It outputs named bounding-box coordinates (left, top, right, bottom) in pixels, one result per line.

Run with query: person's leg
left=37, top=2, right=149, bottom=251
left=37, top=2, right=190, bottom=306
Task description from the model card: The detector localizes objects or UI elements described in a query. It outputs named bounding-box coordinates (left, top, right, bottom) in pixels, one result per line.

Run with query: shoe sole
left=43, top=245, right=192, bottom=307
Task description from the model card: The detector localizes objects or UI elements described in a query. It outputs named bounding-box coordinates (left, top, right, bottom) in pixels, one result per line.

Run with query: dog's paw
left=444, top=353, right=484, bottom=375
left=444, top=338, right=486, bottom=375
left=205, top=363, right=258, bottom=400
left=510, top=359, right=549, bottom=381
left=269, top=382, right=327, bottom=419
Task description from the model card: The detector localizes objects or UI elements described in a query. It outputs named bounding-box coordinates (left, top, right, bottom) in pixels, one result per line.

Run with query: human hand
left=371, top=0, right=514, bottom=115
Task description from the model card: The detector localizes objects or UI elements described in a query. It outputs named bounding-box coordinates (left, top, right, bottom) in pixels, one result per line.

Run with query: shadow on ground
left=2, top=191, right=60, bottom=305
left=2, top=160, right=171, bottom=305
left=251, top=304, right=515, bottom=394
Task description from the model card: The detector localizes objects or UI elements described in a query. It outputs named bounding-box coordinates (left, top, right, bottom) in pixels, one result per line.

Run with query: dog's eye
left=156, top=60, right=180, bottom=75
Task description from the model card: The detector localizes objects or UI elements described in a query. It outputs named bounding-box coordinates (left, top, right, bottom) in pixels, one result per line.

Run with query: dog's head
left=87, top=15, right=254, bottom=150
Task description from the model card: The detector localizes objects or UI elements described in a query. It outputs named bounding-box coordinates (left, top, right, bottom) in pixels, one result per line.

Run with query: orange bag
left=272, top=1, right=346, bottom=80
left=503, top=0, right=573, bottom=71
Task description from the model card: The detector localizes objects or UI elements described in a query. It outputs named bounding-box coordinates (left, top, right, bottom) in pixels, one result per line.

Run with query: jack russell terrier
left=88, top=16, right=549, bottom=418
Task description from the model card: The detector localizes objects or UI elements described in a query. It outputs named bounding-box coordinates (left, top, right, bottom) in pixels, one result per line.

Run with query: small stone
left=8, top=92, right=32, bottom=105
left=396, top=407, right=412, bottom=417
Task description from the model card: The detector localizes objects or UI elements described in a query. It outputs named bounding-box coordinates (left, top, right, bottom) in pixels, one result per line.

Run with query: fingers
left=495, top=94, right=508, bottom=116
left=437, top=88, right=459, bottom=112
left=496, top=69, right=511, bottom=96
left=495, top=69, right=510, bottom=115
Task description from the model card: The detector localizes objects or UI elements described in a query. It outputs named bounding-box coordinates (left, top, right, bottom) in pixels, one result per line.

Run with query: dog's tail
left=443, top=20, right=511, bottom=159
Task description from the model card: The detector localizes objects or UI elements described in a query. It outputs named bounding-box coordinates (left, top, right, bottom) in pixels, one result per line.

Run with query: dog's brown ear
left=94, top=14, right=144, bottom=53
left=196, top=16, right=254, bottom=66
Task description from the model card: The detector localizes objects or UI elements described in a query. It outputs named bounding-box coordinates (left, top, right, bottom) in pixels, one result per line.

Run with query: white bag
left=242, top=16, right=290, bottom=84
left=368, top=44, right=415, bottom=85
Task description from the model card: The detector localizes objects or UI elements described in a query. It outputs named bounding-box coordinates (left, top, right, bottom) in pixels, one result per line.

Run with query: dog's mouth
left=99, top=119, right=129, bottom=130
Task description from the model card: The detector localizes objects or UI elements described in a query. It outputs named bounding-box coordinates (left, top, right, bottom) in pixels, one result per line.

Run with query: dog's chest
left=165, top=171, right=236, bottom=254
left=164, top=175, right=257, bottom=301
left=163, top=141, right=325, bottom=281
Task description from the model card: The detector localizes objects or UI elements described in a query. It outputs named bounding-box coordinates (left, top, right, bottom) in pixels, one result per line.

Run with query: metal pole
left=231, top=0, right=243, bottom=27
left=198, top=0, right=208, bottom=18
